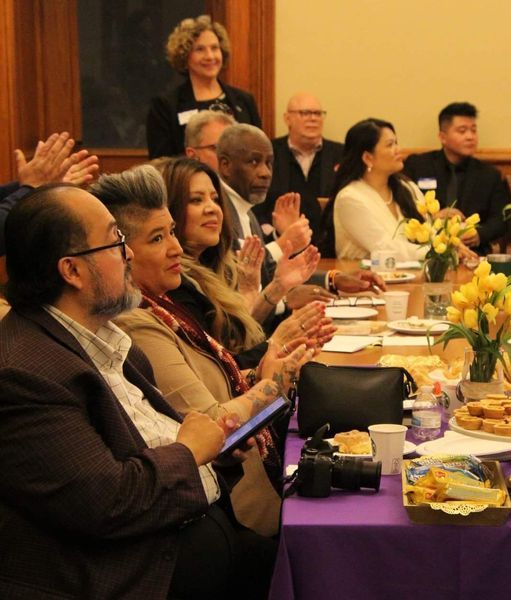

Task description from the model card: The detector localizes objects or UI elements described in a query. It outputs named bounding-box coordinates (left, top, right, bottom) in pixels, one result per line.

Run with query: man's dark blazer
left=0, top=307, right=229, bottom=599
left=0, top=182, right=33, bottom=255
left=252, top=136, right=344, bottom=239
left=404, top=150, right=509, bottom=252
left=146, top=77, right=261, bottom=159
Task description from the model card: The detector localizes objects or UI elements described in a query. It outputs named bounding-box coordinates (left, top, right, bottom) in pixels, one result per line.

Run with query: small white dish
left=387, top=318, right=449, bottom=336
left=380, top=272, right=416, bottom=283
left=325, top=306, right=378, bottom=320
left=325, top=438, right=416, bottom=459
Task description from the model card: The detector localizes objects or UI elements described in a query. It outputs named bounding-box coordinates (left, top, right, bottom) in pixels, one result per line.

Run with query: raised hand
left=257, top=342, right=316, bottom=394
left=236, top=235, right=264, bottom=295
left=272, top=192, right=301, bottom=234
left=273, top=242, right=321, bottom=291
left=62, top=150, right=99, bottom=186
left=276, top=214, right=312, bottom=254
left=16, top=132, right=75, bottom=187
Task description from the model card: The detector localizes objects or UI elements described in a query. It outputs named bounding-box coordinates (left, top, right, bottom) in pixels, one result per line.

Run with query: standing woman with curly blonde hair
left=147, top=15, right=261, bottom=159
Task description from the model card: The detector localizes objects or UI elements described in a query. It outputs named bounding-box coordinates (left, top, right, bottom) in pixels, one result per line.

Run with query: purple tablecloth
left=269, top=425, right=511, bottom=600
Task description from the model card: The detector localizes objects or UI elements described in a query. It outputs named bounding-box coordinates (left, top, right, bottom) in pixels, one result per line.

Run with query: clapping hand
left=236, top=235, right=264, bottom=294
left=272, top=192, right=301, bottom=235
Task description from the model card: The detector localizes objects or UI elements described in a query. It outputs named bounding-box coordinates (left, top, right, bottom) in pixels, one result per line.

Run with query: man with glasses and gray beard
left=0, top=183, right=275, bottom=600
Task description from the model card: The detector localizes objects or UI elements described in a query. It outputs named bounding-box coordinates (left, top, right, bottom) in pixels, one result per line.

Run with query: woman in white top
left=321, top=118, right=427, bottom=261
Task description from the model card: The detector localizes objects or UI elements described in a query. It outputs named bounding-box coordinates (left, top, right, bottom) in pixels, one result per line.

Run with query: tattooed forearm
left=245, top=380, right=278, bottom=413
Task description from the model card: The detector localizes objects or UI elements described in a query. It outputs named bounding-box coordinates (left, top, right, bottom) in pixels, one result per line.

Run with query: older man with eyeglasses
left=253, top=91, right=344, bottom=242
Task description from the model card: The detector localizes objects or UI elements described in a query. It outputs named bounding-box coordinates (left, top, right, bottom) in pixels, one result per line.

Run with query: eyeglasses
left=209, top=98, right=233, bottom=116
left=66, top=229, right=127, bottom=260
left=193, top=143, right=217, bottom=151
left=288, top=110, right=327, bottom=118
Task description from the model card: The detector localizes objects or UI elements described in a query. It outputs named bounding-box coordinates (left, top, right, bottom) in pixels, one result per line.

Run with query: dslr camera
left=288, top=424, right=382, bottom=498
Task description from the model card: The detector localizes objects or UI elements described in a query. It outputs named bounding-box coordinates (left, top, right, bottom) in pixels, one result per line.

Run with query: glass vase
left=458, top=348, right=504, bottom=401
left=423, top=252, right=456, bottom=283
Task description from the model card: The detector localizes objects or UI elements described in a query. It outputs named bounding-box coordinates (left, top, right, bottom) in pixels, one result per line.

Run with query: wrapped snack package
left=404, top=455, right=505, bottom=506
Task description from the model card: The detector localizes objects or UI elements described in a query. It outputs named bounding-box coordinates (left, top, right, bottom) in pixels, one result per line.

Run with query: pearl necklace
left=383, top=190, right=393, bottom=205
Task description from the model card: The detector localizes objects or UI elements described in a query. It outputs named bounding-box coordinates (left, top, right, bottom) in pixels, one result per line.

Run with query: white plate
left=416, top=429, right=511, bottom=459
left=403, top=440, right=417, bottom=456
left=380, top=272, right=416, bottom=283
left=325, top=438, right=416, bottom=458
left=449, top=417, right=511, bottom=444
left=387, top=319, right=449, bottom=336
left=325, top=306, right=378, bottom=320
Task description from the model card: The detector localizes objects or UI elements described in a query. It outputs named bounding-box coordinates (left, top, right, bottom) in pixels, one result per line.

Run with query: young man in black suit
left=404, top=102, right=510, bottom=254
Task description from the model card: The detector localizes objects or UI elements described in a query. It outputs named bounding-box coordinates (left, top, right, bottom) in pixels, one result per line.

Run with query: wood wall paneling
left=38, top=0, right=81, bottom=138
left=207, top=0, right=275, bottom=138
left=0, top=0, right=16, bottom=181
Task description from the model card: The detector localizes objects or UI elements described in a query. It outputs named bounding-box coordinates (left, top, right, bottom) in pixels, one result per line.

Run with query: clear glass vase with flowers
left=402, top=190, right=480, bottom=283
left=436, top=260, right=511, bottom=399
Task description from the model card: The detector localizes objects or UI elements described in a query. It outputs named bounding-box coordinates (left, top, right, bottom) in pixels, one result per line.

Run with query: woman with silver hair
left=147, top=15, right=261, bottom=159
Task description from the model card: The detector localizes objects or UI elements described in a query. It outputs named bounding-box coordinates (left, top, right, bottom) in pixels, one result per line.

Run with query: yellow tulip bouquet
left=403, top=191, right=480, bottom=282
left=437, top=260, right=511, bottom=382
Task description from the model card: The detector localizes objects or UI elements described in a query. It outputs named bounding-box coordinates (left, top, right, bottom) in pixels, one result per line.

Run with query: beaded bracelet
left=327, top=269, right=339, bottom=293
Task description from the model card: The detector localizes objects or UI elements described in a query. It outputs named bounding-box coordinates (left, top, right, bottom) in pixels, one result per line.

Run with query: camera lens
left=331, top=457, right=382, bottom=492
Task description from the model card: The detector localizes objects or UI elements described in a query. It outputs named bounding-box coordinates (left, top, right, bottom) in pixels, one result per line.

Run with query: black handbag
left=297, top=362, right=415, bottom=437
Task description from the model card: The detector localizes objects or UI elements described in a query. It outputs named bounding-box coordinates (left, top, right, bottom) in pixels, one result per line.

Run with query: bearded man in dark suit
left=404, top=102, right=510, bottom=254
left=0, top=184, right=275, bottom=599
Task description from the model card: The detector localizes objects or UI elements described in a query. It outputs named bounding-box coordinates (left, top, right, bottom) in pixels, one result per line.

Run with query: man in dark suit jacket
left=252, top=92, right=344, bottom=243
left=0, top=184, right=274, bottom=599
left=404, top=102, right=510, bottom=254
left=217, top=124, right=385, bottom=310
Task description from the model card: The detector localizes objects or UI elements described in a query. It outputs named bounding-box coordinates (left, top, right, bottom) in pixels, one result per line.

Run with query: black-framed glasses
left=66, top=229, right=127, bottom=260
left=288, top=110, right=327, bottom=118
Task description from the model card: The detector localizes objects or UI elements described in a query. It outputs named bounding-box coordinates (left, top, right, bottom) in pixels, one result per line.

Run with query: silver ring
left=300, top=323, right=306, bottom=331
left=242, top=257, right=250, bottom=264
left=313, top=287, right=320, bottom=294
left=282, top=344, right=290, bottom=354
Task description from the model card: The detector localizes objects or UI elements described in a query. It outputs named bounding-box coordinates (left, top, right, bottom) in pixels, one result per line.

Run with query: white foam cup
left=383, top=291, right=409, bottom=321
left=368, top=424, right=408, bottom=475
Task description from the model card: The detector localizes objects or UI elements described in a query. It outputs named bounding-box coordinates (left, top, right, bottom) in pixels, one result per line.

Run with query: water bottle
left=411, top=383, right=442, bottom=441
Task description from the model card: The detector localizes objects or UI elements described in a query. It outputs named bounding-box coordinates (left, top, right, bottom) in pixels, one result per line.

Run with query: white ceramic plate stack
left=325, top=306, right=379, bottom=320
left=416, top=429, right=511, bottom=460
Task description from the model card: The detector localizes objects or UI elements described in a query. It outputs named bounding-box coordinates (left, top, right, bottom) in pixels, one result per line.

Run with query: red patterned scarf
left=140, top=291, right=278, bottom=465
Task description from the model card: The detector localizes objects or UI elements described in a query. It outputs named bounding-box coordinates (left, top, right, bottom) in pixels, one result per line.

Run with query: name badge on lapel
left=417, top=177, right=437, bottom=191
left=178, top=109, right=199, bottom=126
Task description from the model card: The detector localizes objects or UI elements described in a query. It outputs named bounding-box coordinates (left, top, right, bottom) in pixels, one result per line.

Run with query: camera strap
left=283, top=469, right=302, bottom=498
